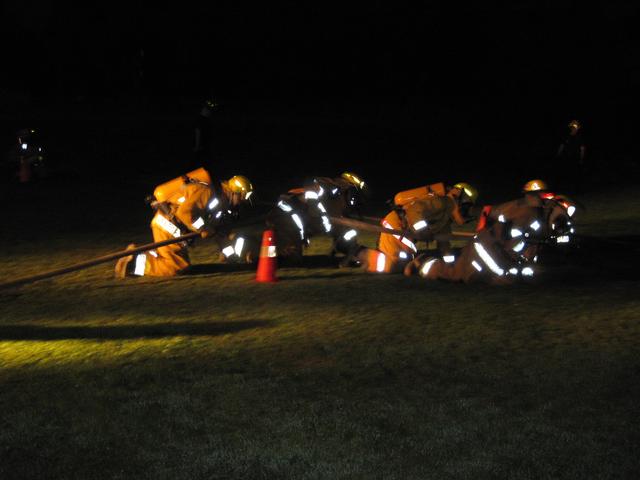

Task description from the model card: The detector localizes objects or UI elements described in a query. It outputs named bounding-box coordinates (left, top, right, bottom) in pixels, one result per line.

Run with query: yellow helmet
left=453, top=182, right=478, bottom=204
left=341, top=172, right=366, bottom=190
left=226, top=175, right=254, bottom=200
left=522, top=179, right=548, bottom=193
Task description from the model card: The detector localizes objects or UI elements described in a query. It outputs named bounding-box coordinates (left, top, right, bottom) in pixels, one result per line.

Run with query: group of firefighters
left=114, top=164, right=578, bottom=286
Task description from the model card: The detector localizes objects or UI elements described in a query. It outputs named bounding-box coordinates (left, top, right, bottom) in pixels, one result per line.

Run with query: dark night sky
left=1, top=2, right=638, bottom=103
left=1, top=2, right=639, bottom=197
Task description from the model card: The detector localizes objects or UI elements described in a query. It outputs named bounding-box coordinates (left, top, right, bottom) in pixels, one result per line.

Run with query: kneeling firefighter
left=405, top=198, right=549, bottom=285
left=115, top=168, right=254, bottom=278
left=265, top=172, right=369, bottom=264
left=356, top=182, right=478, bottom=273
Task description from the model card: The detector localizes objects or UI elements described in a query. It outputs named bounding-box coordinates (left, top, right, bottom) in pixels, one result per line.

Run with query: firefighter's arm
left=174, top=186, right=217, bottom=236
left=203, top=207, right=240, bottom=238
left=200, top=226, right=214, bottom=239
left=175, top=203, right=205, bottom=234
left=199, top=209, right=234, bottom=238
left=404, top=207, right=433, bottom=242
left=451, top=205, right=466, bottom=226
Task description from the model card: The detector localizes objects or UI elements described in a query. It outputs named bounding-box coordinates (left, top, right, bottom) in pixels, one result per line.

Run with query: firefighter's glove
left=200, top=224, right=218, bottom=239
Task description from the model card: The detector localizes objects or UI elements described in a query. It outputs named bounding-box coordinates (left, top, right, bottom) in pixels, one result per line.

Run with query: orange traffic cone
left=256, top=230, right=278, bottom=282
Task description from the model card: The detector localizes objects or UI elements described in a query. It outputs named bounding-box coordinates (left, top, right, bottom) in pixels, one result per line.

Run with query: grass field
left=1, top=181, right=639, bottom=479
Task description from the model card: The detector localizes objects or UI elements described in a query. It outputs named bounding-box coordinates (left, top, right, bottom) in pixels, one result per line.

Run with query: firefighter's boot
left=339, top=244, right=363, bottom=268
left=404, top=254, right=428, bottom=277
left=114, top=244, right=137, bottom=279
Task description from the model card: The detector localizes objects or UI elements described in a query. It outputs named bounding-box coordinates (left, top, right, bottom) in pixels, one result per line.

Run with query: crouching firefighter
left=356, top=182, right=478, bottom=273
left=265, top=172, right=369, bottom=265
left=479, top=179, right=580, bottom=248
left=404, top=199, right=549, bottom=285
left=114, top=168, right=254, bottom=278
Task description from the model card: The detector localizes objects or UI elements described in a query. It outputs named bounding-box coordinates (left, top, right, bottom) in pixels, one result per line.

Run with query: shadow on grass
left=161, top=254, right=343, bottom=277
left=278, top=255, right=342, bottom=268
left=0, top=320, right=274, bottom=340
left=575, top=234, right=640, bottom=249
left=540, top=236, right=640, bottom=283
left=185, top=263, right=257, bottom=275
left=277, top=272, right=356, bottom=281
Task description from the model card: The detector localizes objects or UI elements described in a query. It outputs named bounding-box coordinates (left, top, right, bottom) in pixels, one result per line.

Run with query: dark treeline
left=1, top=3, right=638, bottom=203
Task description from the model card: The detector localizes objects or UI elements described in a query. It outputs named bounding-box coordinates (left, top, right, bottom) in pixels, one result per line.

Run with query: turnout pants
left=137, top=213, right=191, bottom=277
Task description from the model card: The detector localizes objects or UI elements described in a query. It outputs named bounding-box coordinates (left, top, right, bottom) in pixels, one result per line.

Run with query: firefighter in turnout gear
left=478, top=179, right=549, bottom=231
left=483, top=179, right=579, bottom=247
left=356, top=182, right=478, bottom=273
left=405, top=176, right=581, bottom=284
left=114, top=168, right=254, bottom=278
left=405, top=199, right=547, bottom=285
left=265, top=172, right=369, bottom=264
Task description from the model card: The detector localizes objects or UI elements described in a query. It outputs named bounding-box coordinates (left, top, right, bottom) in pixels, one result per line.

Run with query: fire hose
left=0, top=232, right=202, bottom=290
left=0, top=213, right=271, bottom=290
left=0, top=214, right=475, bottom=290
left=328, top=215, right=477, bottom=241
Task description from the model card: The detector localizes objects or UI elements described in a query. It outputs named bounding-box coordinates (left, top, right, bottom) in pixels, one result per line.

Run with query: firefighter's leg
left=138, top=223, right=191, bottom=277
left=267, top=209, right=304, bottom=262
left=405, top=256, right=458, bottom=281
left=334, top=227, right=361, bottom=267
left=356, top=247, right=403, bottom=273
left=240, top=233, right=260, bottom=264
left=217, top=231, right=256, bottom=263
left=447, top=246, right=479, bottom=283
left=405, top=245, right=476, bottom=282
left=404, top=254, right=440, bottom=278
left=365, top=233, right=415, bottom=273
left=330, top=227, right=358, bottom=254
left=114, top=244, right=137, bottom=279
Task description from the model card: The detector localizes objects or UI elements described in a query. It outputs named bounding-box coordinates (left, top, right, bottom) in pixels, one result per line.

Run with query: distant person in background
left=191, top=98, right=219, bottom=170
left=132, top=46, right=146, bottom=101
left=556, top=119, right=587, bottom=193
left=4, top=128, right=48, bottom=182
